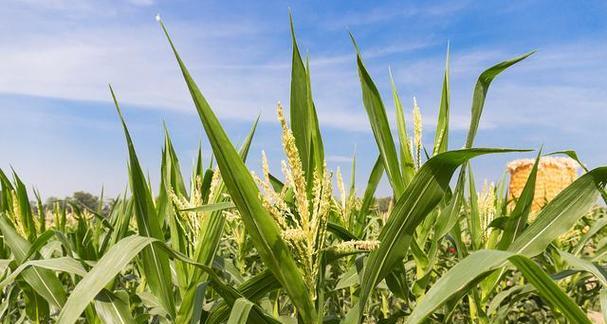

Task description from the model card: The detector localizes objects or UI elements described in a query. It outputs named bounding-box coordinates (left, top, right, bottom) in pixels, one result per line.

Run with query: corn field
left=1, top=15, right=607, bottom=324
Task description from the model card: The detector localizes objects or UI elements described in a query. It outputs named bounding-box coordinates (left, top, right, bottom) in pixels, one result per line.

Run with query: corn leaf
left=481, top=150, right=542, bottom=298
left=111, top=86, right=176, bottom=319
left=467, top=165, right=481, bottom=249
left=549, top=150, right=607, bottom=204
left=180, top=202, right=234, bottom=213
left=0, top=257, right=87, bottom=288
left=160, top=127, right=190, bottom=291
left=178, top=118, right=259, bottom=323
left=408, top=250, right=590, bottom=323
left=356, top=155, right=384, bottom=237
left=508, top=167, right=607, bottom=256
left=227, top=297, right=254, bottom=324
left=408, top=166, right=607, bottom=322
left=58, top=235, right=277, bottom=324
left=288, top=14, right=311, bottom=176
left=159, top=19, right=316, bottom=322
left=432, top=44, right=450, bottom=155
left=507, top=255, right=590, bottom=323
left=352, top=34, right=404, bottom=197
left=601, top=289, right=607, bottom=323
left=0, top=215, right=66, bottom=308
left=573, top=216, right=607, bottom=255
left=289, top=14, right=324, bottom=180
left=206, top=270, right=280, bottom=324
left=388, top=69, right=414, bottom=185
left=94, top=290, right=135, bottom=324
left=497, top=150, right=541, bottom=249
left=559, top=251, right=607, bottom=286
left=464, top=51, right=534, bottom=148
left=357, top=148, right=526, bottom=319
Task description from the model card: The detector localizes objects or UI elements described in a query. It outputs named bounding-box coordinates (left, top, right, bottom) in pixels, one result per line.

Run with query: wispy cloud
left=128, top=0, right=155, bottom=6
left=1, top=0, right=606, bottom=197
left=319, top=1, right=470, bottom=29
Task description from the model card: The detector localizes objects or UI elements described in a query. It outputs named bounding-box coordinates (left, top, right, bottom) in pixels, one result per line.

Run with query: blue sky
left=1, top=0, right=606, bottom=198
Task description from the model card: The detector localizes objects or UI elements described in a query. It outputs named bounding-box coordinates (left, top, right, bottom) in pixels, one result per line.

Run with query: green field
left=1, top=16, right=606, bottom=324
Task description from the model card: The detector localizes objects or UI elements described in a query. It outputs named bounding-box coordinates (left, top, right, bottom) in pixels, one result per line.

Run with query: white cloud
left=318, top=1, right=470, bottom=29
left=129, top=0, right=155, bottom=6
left=0, top=0, right=605, bottom=139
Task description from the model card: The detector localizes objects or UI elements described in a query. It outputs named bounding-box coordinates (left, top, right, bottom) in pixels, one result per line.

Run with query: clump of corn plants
left=0, top=13, right=606, bottom=324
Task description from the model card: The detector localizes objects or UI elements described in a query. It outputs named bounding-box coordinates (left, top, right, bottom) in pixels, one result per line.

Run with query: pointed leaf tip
left=349, top=32, right=360, bottom=53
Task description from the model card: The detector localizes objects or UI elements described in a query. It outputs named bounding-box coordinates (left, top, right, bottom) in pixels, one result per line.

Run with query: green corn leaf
left=33, top=189, right=46, bottom=233
left=356, top=155, right=384, bottom=237
left=160, top=128, right=190, bottom=292
left=0, top=257, right=87, bottom=290
left=306, top=58, right=325, bottom=179
left=573, top=216, right=607, bottom=255
left=56, top=236, right=174, bottom=323
left=22, top=285, right=49, bottom=322
left=433, top=44, right=450, bottom=155
left=107, top=199, right=133, bottom=251
left=158, top=19, right=316, bottom=322
left=111, top=86, right=176, bottom=319
left=288, top=14, right=324, bottom=181
left=12, top=171, right=37, bottom=239
left=180, top=202, right=234, bottom=213
left=480, top=150, right=542, bottom=299
left=178, top=118, right=259, bottom=323
left=159, top=127, right=202, bottom=291
left=507, top=167, right=607, bottom=256
left=388, top=69, right=414, bottom=185
left=487, top=285, right=524, bottom=316
left=189, top=282, right=208, bottom=324
left=467, top=165, right=481, bottom=249
left=288, top=13, right=311, bottom=175
left=508, top=255, right=590, bottom=323
left=0, top=215, right=66, bottom=308
left=601, top=289, right=607, bottom=323
left=158, top=125, right=188, bottom=231
left=464, top=51, right=534, bottom=148
left=94, top=290, right=135, bottom=324
left=497, top=150, right=541, bottom=250
left=327, top=221, right=359, bottom=241
left=227, top=297, right=254, bottom=324
left=559, top=251, right=607, bottom=286
left=434, top=175, right=464, bottom=240
left=0, top=169, right=14, bottom=213
left=162, top=125, right=188, bottom=198
left=357, top=148, right=527, bottom=319
left=549, top=150, right=607, bottom=204
left=352, top=34, right=404, bottom=197
left=23, top=230, right=56, bottom=261
left=0, top=259, right=11, bottom=273
left=408, top=250, right=590, bottom=324
left=191, top=116, right=258, bottom=269
left=408, top=166, right=607, bottom=322
left=58, top=235, right=277, bottom=324
left=349, top=150, right=356, bottom=198
left=206, top=270, right=280, bottom=324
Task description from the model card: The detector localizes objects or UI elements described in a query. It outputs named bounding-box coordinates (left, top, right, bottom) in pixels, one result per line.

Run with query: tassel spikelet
left=10, top=191, right=26, bottom=237
left=329, top=240, right=381, bottom=254
left=254, top=102, right=336, bottom=301
left=412, top=97, right=423, bottom=170
left=478, top=180, right=497, bottom=241
left=168, top=175, right=208, bottom=245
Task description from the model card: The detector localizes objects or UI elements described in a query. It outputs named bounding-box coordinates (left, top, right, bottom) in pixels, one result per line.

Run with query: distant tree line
left=43, top=191, right=114, bottom=216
